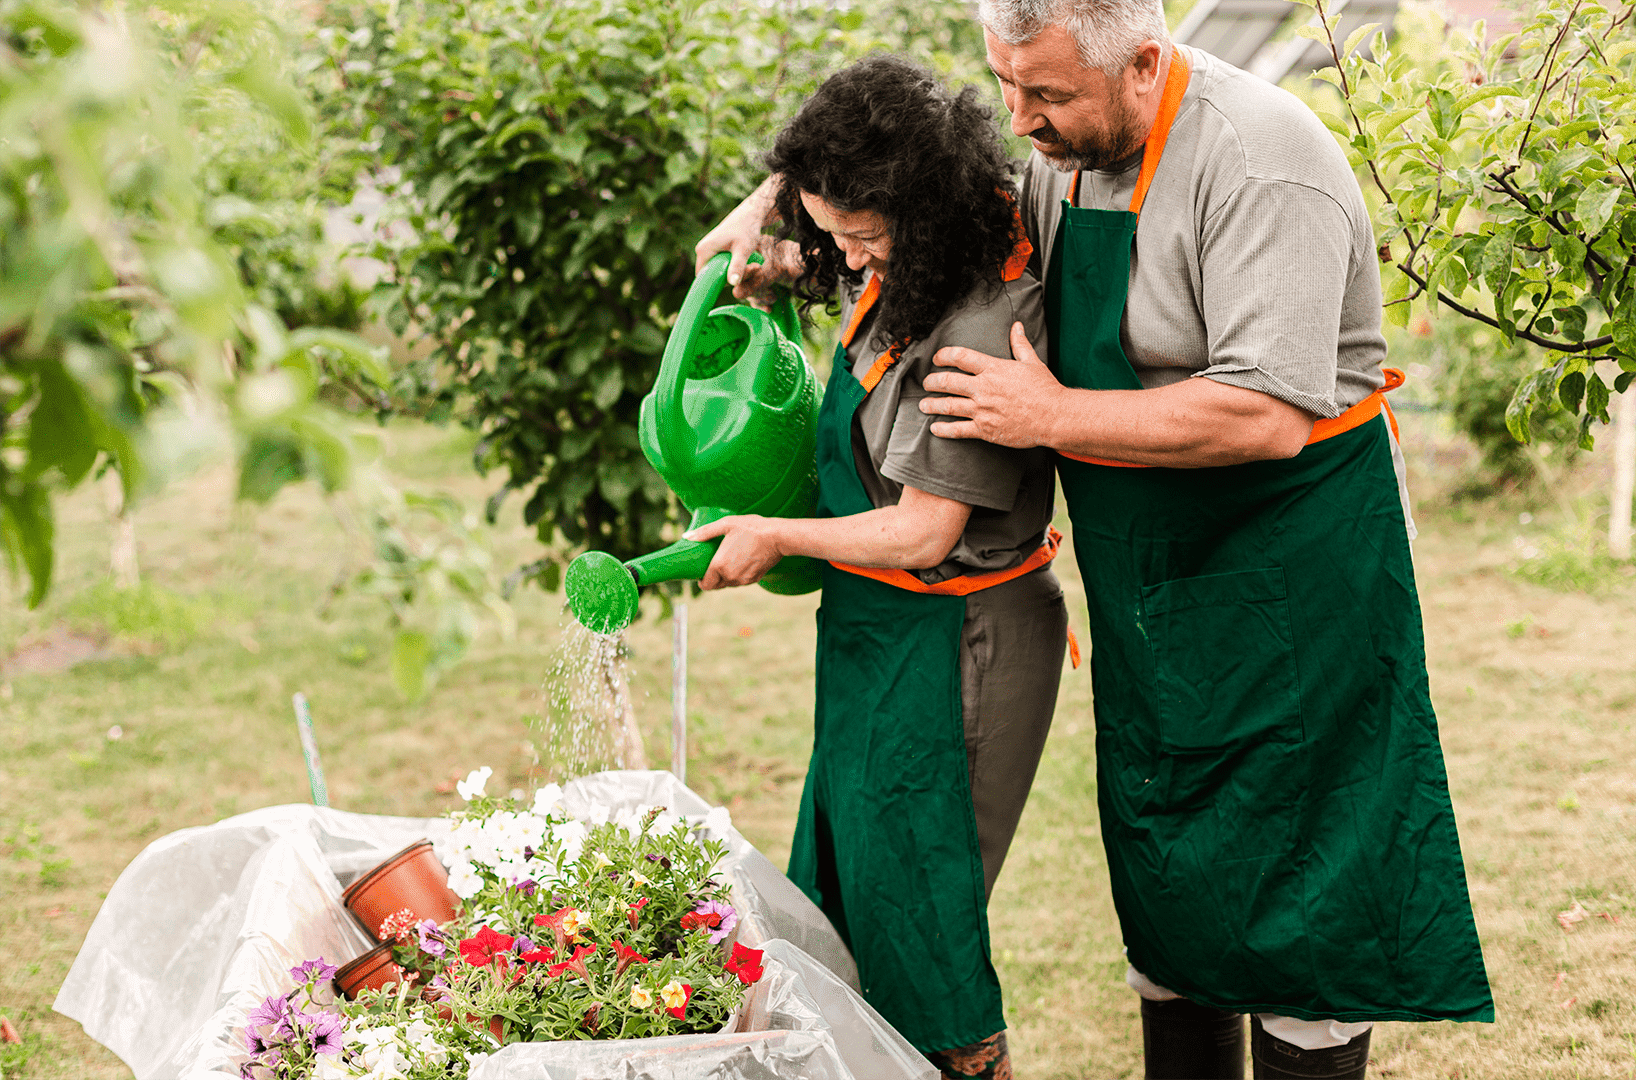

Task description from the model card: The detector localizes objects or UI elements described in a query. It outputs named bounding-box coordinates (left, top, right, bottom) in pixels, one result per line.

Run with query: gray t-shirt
left=1020, top=45, right=1387, bottom=419
left=838, top=271, right=1055, bottom=582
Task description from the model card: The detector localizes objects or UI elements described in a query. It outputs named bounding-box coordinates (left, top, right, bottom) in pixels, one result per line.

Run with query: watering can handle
left=653, top=252, right=797, bottom=463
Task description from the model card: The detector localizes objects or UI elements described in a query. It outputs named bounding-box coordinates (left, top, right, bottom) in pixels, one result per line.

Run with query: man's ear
left=1128, top=39, right=1165, bottom=96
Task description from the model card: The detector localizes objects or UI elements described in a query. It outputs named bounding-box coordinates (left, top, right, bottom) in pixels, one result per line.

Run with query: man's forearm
left=1040, top=378, right=1316, bottom=468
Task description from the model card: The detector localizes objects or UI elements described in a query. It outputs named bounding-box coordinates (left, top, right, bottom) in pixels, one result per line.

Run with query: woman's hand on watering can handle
left=694, top=177, right=799, bottom=300
left=687, top=516, right=785, bottom=590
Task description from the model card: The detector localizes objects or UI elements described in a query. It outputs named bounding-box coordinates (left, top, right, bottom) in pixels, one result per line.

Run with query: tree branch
left=1396, top=258, right=1613, bottom=352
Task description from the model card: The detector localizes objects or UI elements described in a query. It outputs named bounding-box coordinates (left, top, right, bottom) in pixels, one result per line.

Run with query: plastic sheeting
left=55, top=771, right=936, bottom=1080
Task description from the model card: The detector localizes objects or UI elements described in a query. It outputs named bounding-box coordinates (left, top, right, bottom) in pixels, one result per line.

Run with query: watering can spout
left=563, top=251, right=822, bottom=635
left=565, top=509, right=728, bottom=635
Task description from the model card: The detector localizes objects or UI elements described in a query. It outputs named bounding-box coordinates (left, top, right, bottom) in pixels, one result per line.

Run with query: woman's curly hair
left=764, top=55, right=1021, bottom=355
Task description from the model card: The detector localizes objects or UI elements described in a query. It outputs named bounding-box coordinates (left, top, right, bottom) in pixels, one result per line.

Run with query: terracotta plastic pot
left=342, top=840, right=460, bottom=940
left=333, top=942, right=410, bottom=999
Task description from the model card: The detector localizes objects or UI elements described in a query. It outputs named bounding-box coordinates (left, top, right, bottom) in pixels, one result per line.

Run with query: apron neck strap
left=1067, top=45, right=1193, bottom=217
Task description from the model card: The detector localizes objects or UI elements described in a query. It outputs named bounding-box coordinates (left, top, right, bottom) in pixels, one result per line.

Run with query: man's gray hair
left=977, top=0, right=1170, bottom=74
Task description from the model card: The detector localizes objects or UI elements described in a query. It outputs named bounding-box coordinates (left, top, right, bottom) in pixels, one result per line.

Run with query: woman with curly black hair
left=687, top=56, right=1068, bottom=1079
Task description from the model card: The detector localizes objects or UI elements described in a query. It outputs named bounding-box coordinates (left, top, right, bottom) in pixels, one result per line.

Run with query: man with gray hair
left=696, top=1, right=1493, bottom=1076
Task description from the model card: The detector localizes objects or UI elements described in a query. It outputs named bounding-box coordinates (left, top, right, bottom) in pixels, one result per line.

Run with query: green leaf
left=1343, top=21, right=1382, bottom=58
left=1575, top=182, right=1623, bottom=236
left=1295, top=24, right=1331, bottom=43
left=1505, top=367, right=1556, bottom=445
left=1585, top=371, right=1611, bottom=423
left=1427, top=88, right=1460, bottom=140
left=1547, top=232, right=1588, bottom=283
left=0, top=481, right=54, bottom=608
left=26, top=362, right=101, bottom=486
left=392, top=630, right=433, bottom=701
left=1558, top=369, right=1586, bottom=413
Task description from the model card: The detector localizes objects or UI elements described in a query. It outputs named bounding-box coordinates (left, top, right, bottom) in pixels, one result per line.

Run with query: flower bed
left=55, top=770, right=936, bottom=1080
left=241, top=771, right=772, bottom=1076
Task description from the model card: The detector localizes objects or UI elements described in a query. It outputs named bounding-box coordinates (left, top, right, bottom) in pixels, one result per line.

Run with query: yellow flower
left=592, top=852, right=613, bottom=870
left=629, top=985, right=654, bottom=1009
left=659, top=980, right=687, bottom=1009
left=560, top=908, right=588, bottom=936
left=631, top=870, right=650, bottom=887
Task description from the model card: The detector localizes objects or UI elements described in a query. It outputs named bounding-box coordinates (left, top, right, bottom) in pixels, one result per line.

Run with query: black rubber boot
left=1141, top=996, right=1245, bottom=1079
left=1250, top=1016, right=1370, bottom=1079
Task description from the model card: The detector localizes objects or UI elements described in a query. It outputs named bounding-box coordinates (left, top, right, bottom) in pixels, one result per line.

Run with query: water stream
left=535, top=622, right=647, bottom=779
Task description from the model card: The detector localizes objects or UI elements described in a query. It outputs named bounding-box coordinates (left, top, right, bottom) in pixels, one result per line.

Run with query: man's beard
left=1029, top=96, right=1144, bottom=172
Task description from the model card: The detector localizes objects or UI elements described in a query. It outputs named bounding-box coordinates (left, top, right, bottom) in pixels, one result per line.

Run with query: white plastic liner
left=55, top=770, right=935, bottom=1080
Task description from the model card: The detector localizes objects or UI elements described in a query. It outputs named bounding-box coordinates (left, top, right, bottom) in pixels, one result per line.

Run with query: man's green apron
left=1047, top=50, right=1492, bottom=1022
left=786, top=332, right=1003, bottom=1053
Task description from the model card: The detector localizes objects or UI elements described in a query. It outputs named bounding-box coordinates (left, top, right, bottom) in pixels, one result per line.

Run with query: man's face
left=985, top=25, right=1145, bottom=172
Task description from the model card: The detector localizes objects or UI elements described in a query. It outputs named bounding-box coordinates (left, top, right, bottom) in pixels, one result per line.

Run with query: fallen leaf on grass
left=1595, top=911, right=1621, bottom=924
left=0, top=1016, right=19, bottom=1043
left=1558, top=902, right=1589, bottom=930
left=737, top=626, right=754, bottom=638
left=43, top=906, right=64, bottom=918
left=1558, top=996, right=1577, bottom=1009
left=1552, top=972, right=1566, bottom=990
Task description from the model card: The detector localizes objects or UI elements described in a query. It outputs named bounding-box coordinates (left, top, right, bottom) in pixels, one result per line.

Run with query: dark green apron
left=1048, top=126, right=1493, bottom=1019
left=786, top=339, right=1004, bottom=1053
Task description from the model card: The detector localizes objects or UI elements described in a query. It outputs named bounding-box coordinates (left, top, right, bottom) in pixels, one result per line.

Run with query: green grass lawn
left=2, top=418, right=1633, bottom=1078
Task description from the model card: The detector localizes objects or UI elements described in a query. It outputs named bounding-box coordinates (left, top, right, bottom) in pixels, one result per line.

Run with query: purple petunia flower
left=289, top=957, right=339, bottom=984
left=309, top=1011, right=346, bottom=1054
left=512, top=935, right=535, bottom=954
left=516, top=878, right=538, bottom=897
left=416, top=919, right=447, bottom=958
left=694, top=899, right=737, bottom=945
left=246, top=993, right=290, bottom=1031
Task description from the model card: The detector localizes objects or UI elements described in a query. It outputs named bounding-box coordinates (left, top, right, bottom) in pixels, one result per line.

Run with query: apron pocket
left=1142, top=566, right=1303, bottom=752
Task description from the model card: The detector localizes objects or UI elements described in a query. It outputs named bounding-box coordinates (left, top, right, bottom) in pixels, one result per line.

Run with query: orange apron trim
left=844, top=217, right=1035, bottom=394
left=1065, top=48, right=1192, bottom=217
left=830, top=526, right=1062, bottom=597
left=1058, top=368, right=1408, bottom=468
left=1066, top=625, right=1081, bottom=670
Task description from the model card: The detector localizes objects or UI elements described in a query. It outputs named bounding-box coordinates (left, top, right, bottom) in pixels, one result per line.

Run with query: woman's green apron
left=786, top=332, right=1002, bottom=1053
left=1047, top=50, right=1492, bottom=1022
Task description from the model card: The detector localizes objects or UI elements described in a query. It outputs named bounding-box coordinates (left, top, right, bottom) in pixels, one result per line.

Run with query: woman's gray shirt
left=837, top=270, right=1056, bottom=584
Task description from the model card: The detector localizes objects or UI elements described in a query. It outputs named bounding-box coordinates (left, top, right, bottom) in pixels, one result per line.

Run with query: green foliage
left=0, top=0, right=386, bottom=607
left=1414, top=321, right=1582, bottom=486
left=1301, top=0, right=1636, bottom=450
left=350, top=480, right=515, bottom=700
left=319, top=0, right=1002, bottom=584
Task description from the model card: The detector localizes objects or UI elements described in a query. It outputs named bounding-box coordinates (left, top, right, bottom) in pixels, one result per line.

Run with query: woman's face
left=798, top=190, right=892, bottom=275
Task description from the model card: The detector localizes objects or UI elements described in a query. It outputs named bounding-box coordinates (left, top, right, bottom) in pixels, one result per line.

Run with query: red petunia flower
left=626, top=897, right=649, bottom=930
left=519, top=947, right=556, bottom=964
left=545, top=943, right=597, bottom=981
left=458, top=926, right=516, bottom=968
left=680, top=910, right=722, bottom=933
left=609, top=939, right=650, bottom=979
left=724, top=942, right=766, bottom=985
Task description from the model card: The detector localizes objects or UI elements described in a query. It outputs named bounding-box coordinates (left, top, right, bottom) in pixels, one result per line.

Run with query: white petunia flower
left=551, top=819, right=588, bottom=864
left=446, top=859, right=484, bottom=899
left=584, top=802, right=612, bottom=827
left=456, top=766, right=493, bottom=801
left=532, top=783, right=564, bottom=818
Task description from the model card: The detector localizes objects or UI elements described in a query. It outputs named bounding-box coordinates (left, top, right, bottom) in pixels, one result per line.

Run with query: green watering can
left=564, top=252, right=823, bottom=634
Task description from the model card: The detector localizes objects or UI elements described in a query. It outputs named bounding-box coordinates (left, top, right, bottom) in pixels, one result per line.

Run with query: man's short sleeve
left=879, top=279, right=1047, bottom=511
left=1194, top=178, right=1352, bottom=418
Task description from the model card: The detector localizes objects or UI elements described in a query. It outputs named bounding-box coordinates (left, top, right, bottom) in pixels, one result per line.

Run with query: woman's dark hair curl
left=764, top=55, right=1020, bottom=354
